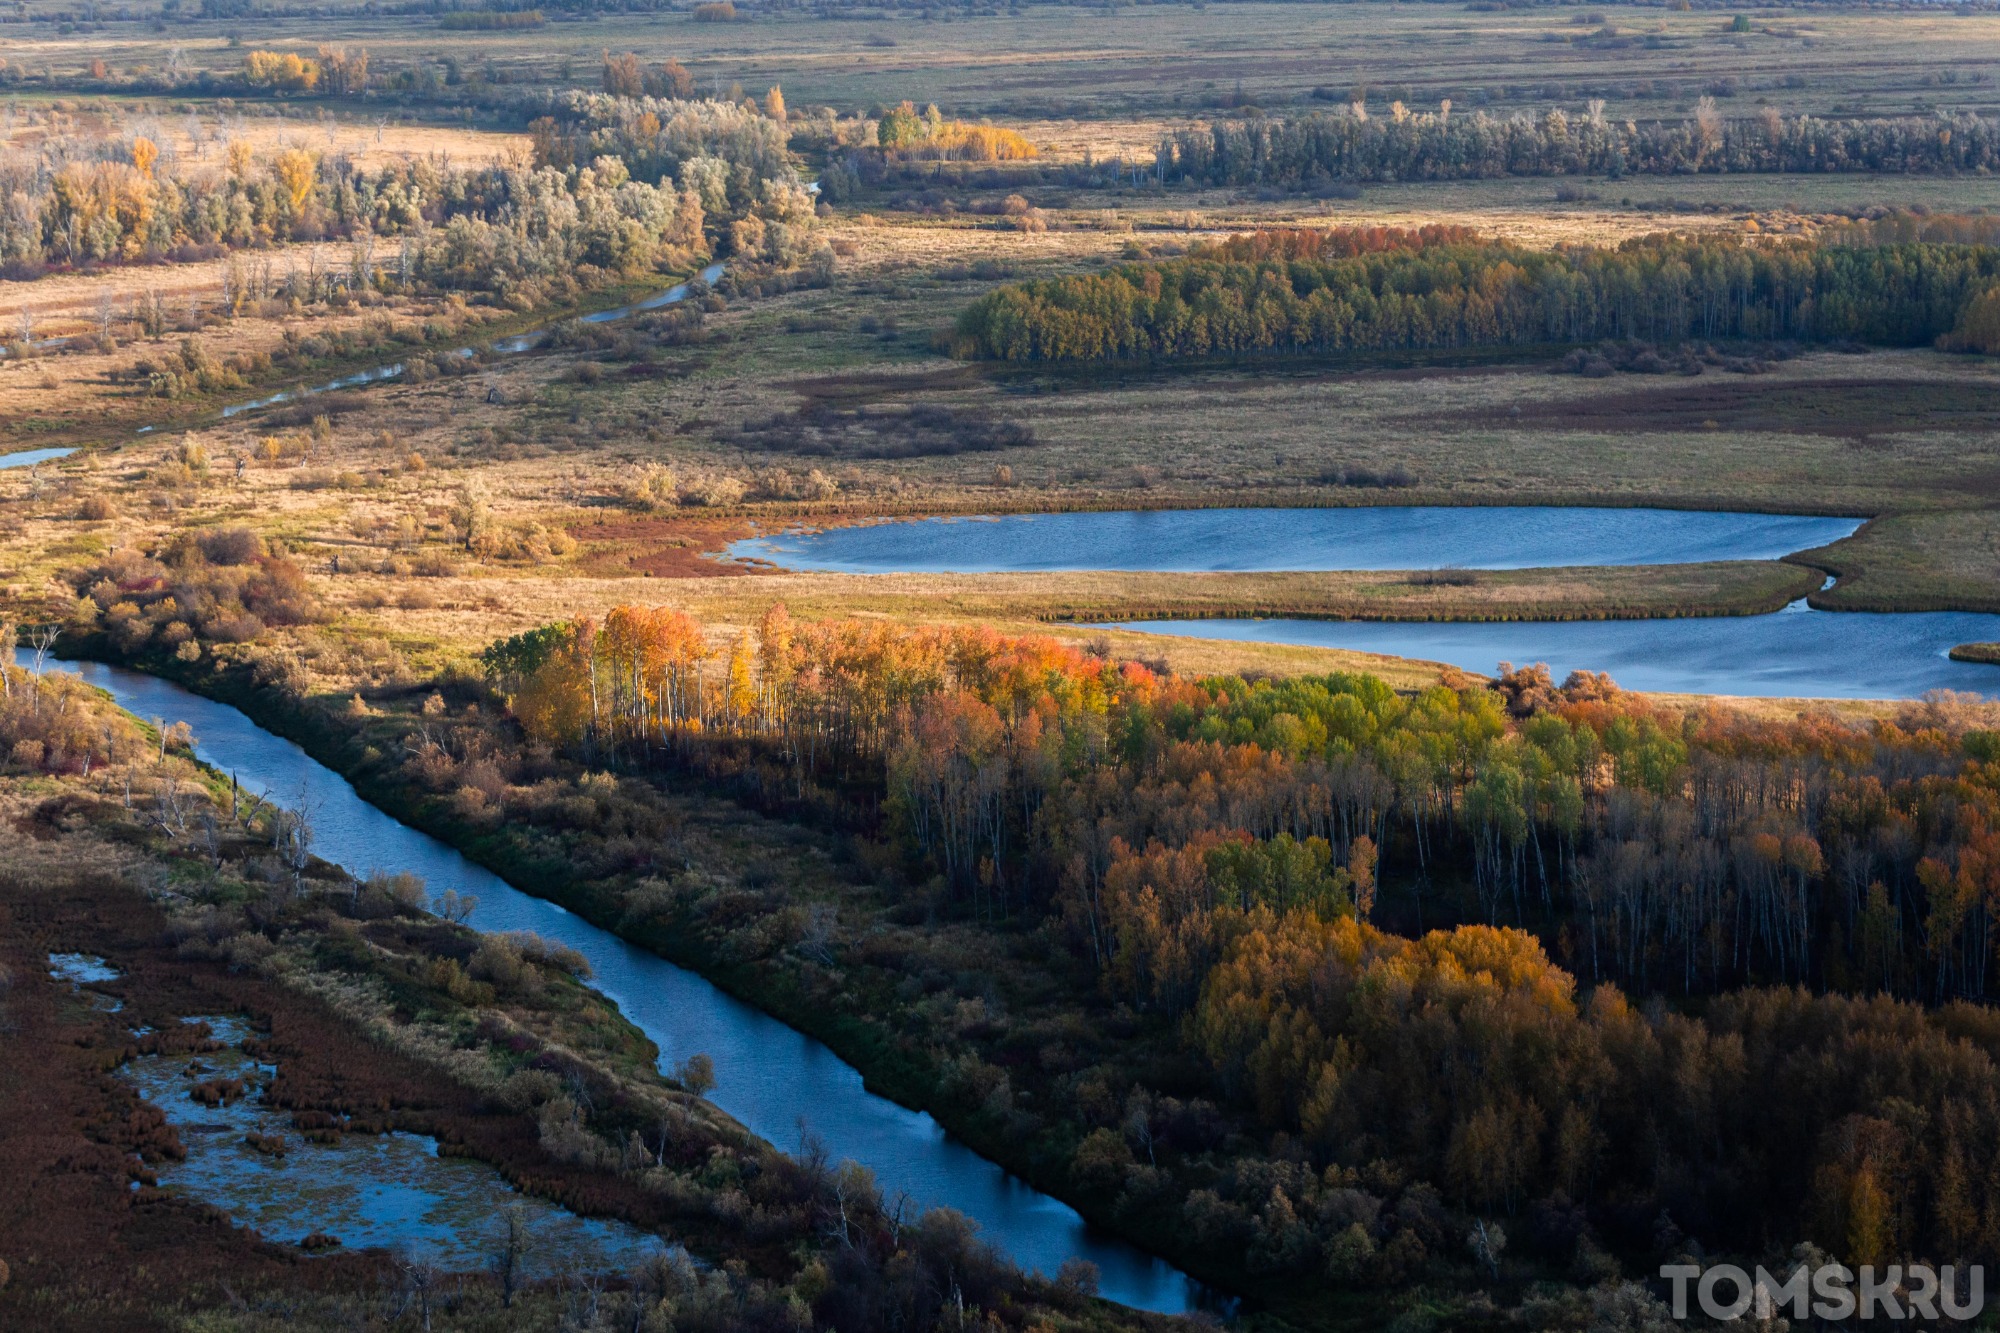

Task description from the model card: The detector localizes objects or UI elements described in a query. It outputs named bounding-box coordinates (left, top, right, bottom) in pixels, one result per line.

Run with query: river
left=1110, top=602, right=2000, bottom=699
left=12, top=648, right=1206, bottom=1314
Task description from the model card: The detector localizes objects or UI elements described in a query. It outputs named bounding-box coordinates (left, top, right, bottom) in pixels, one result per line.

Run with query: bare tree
left=799, top=900, right=836, bottom=964
left=30, top=623, right=58, bottom=675
left=396, top=1255, right=441, bottom=1332
left=272, top=787, right=317, bottom=887
left=490, top=1205, right=533, bottom=1308
left=200, top=811, right=223, bottom=868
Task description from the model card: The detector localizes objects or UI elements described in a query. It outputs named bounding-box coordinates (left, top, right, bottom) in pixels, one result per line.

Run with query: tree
left=674, top=1053, right=716, bottom=1098
left=490, top=1205, right=533, bottom=1307
left=273, top=149, right=318, bottom=212
left=601, top=50, right=643, bottom=98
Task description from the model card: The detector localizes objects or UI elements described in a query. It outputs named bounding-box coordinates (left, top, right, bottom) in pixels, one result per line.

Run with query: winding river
left=731, top=507, right=2000, bottom=699
left=218, top=263, right=727, bottom=421
left=1111, top=603, right=2000, bottom=700
left=12, top=648, right=1206, bottom=1315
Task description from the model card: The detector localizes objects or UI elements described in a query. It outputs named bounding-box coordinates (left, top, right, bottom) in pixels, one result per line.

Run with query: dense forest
left=0, top=95, right=813, bottom=285
left=471, top=607, right=2000, bottom=1286
left=952, top=225, right=2000, bottom=362
left=1156, top=104, right=2000, bottom=187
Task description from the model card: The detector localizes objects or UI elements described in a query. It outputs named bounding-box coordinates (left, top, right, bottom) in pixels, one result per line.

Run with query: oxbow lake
left=726, top=505, right=2000, bottom=699
left=728, top=506, right=1863, bottom=573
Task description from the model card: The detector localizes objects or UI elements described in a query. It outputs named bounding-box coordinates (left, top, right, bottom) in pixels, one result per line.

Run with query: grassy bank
left=1802, top=509, right=2000, bottom=614
left=636, top=560, right=1827, bottom=628
left=5, top=647, right=1169, bottom=1332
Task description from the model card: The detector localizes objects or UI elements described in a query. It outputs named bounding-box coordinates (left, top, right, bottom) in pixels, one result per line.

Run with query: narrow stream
left=14, top=649, right=1206, bottom=1315
left=217, top=263, right=726, bottom=421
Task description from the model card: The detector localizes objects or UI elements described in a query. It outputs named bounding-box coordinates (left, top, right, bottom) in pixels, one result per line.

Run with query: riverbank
left=56, top=640, right=1281, bottom=1317
left=39, top=601, right=1996, bottom=1331
left=631, top=560, right=1828, bottom=627
left=0, top=654, right=1169, bottom=1332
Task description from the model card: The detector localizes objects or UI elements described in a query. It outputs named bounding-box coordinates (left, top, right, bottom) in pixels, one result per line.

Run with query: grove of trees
left=952, top=224, right=2000, bottom=362
left=1, top=95, right=815, bottom=285
left=1157, top=103, right=2000, bottom=187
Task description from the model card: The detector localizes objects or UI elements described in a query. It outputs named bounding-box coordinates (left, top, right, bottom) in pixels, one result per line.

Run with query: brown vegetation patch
left=0, top=863, right=383, bottom=1331
left=1485, top=376, right=2000, bottom=443
left=786, top=366, right=987, bottom=404
left=571, top=516, right=771, bottom=579
left=724, top=402, right=1038, bottom=460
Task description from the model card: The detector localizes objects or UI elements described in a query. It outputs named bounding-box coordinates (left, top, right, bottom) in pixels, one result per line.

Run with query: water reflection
left=0, top=446, right=78, bottom=470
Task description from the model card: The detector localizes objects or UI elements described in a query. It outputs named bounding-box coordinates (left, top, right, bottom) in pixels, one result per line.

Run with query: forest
left=952, top=224, right=2000, bottom=363
left=466, top=606, right=2000, bottom=1288
left=1156, top=104, right=2000, bottom=188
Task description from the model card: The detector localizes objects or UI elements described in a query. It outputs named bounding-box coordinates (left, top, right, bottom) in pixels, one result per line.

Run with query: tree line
left=951, top=224, right=2000, bottom=363
left=0, top=96, right=816, bottom=285
left=1156, top=102, right=2000, bottom=188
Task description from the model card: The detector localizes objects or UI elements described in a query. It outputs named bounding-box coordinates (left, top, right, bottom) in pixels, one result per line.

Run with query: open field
left=1, top=104, right=525, bottom=169
left=10, top=3, right=2000, bottom=122
left=9, top=193, right=2000, bottom=645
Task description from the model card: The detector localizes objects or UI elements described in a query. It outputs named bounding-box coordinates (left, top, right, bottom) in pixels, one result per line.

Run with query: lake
left=729, top=507, right=1863, bottom=573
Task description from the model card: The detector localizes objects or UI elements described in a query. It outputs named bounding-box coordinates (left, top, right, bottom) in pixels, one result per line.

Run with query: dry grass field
left=10, top=3, right=2000, bottom=121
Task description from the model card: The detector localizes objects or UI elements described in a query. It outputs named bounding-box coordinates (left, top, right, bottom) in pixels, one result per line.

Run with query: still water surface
left=0, top=446, right=77, bottom=470
left=119, top=1009, right=664, bottom=1272
left=730, top=507, right=1863, bottom=573
left=14, top=649, right=1205, bottom=1314
left=1112, top=603, right=2000, bottom=699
